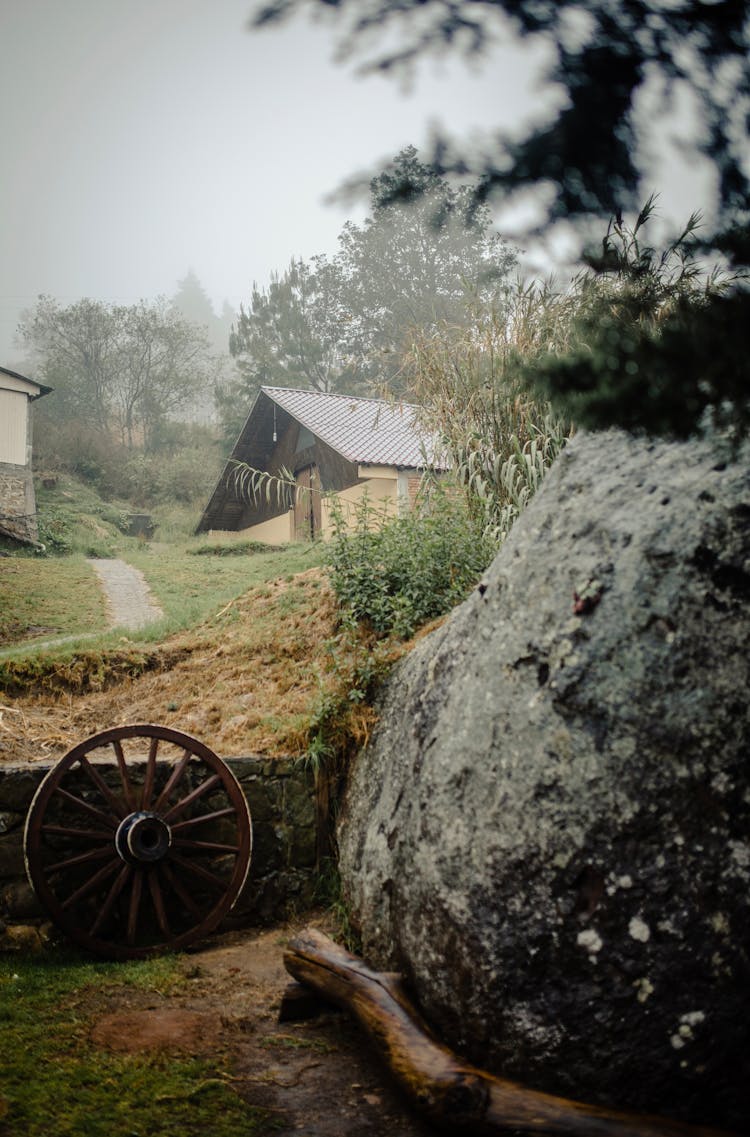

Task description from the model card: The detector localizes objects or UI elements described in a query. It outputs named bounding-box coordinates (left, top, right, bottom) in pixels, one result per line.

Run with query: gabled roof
left=0, top=365, right=52, bottom=399
left=261, top=386, right=434, bottom=468
left=195, top=386, right=444, bottom=534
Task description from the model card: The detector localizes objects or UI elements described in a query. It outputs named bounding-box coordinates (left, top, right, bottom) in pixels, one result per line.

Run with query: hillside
left=0, top=567, right=362, bottom=764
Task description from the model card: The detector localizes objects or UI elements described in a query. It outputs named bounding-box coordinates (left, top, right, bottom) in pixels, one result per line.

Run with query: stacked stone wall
left=0, top=462, right=38, bottom=543
left=0, top=755, right=322, bottom=945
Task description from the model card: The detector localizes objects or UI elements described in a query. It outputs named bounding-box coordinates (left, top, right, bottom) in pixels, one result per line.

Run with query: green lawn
left=0, top=472, right=325, bottom=653
left=0, top=558, right=109, bottom=646
left=0, top=541, right=325, bottom=654
left=127, top=540, right=324, bottom=634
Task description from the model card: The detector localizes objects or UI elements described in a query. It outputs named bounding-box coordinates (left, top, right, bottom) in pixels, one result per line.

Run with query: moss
left=0, top=951, right=276, bottom=1137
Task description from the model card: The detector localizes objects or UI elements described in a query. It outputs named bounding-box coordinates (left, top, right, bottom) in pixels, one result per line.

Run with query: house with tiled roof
left=196, top=386, right=444, bottom=543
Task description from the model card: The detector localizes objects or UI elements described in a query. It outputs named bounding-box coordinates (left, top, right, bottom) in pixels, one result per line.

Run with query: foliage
left=528, top=200, right=747, bottom=440
left=334, top=145, right=516, bottom=392
left=252, top=0, right=750, bottom=442
left=227, top=459, right=298, bottom=512
left=171, top=268, right=236, bottom=354
left=0, top=950, right=273, bottom=1137
left=220, top=146, right=515, bottom=438
left=229, top=257, right=353, bottom=397
left=406, top=284, right=572, bottom=542
left=188, top=539, right=280, bottom=556
left=34, top=419, right=223, bottom=508
left=254, top=1, right=748, bottom=245
left=19, top=295, right=214, bottom=453
left=32, top=476, right=132, bottom=558
left=326, top=487, right=496, bottom=638
left=303, top=620, right=392, bottom=771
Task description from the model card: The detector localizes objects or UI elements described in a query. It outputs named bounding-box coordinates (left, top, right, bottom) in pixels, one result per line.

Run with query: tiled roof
left=262, top=386, right=438, bottom=468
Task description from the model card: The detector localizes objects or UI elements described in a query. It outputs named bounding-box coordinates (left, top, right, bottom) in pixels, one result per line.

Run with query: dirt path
left=87, top=557, right=163, bottom=631
left=88, top=919, right=437, bottom=1137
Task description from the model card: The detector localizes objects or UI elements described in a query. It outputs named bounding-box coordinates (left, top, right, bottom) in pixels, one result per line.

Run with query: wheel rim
left=24, top=724, right=252, bottom=959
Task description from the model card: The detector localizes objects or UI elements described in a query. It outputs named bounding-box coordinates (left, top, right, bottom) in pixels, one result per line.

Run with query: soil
left=86, top=916, right=437, bottom=1137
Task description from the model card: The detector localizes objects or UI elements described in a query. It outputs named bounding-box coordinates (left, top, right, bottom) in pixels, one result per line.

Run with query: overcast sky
left=1, top=0, right=711, bottom=367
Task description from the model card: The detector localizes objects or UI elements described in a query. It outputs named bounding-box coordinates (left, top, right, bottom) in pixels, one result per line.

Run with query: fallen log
left=283, top=927, right=741, bottom=1137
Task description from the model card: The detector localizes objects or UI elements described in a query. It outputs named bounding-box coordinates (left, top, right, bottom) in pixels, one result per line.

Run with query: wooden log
left=283, top=927, right=741, bottom=1137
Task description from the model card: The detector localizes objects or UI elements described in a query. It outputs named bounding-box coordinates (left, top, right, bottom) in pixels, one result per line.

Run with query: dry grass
left=0, top=569, right=342, bottom=765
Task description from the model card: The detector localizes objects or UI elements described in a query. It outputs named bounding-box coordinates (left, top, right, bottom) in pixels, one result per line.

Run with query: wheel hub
left=115, top=811, right=171, bottom=864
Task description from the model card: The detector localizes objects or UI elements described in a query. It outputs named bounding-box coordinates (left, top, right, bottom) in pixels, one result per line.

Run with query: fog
left=1, top=0, right=712, bottom=369
left=0, top=0, right=547, bottom=365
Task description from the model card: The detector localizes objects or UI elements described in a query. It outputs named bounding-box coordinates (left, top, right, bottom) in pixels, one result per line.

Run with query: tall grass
left=405, top=282, right=573, bottom=544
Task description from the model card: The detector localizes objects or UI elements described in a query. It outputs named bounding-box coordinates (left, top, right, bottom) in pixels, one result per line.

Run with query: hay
left=1, top=570, right=339, bottom=764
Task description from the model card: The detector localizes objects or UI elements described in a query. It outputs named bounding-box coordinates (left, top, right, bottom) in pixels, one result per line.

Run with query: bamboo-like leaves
left=228, top=460, right=300, bottom=509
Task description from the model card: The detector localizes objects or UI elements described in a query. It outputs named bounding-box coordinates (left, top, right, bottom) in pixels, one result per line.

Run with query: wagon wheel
left=24, top=724, right=252, bottom=960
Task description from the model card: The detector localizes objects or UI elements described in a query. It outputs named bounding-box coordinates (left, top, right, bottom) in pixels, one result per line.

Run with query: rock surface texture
left=338, top=430, right=750, bottom=1130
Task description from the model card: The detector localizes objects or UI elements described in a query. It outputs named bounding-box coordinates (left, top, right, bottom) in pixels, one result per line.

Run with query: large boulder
left=338, top=429, right=750, bottom=1130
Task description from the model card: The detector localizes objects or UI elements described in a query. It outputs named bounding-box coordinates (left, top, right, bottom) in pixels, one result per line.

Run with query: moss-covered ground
left=0, top=950, right=276, bottom=1137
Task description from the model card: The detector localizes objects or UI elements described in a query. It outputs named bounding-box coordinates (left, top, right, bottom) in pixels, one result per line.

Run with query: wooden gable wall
left=234, top=414, right=361, bottom=531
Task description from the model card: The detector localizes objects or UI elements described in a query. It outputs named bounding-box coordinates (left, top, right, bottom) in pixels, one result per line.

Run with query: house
left=196, top=386, right=444, bottom=543
left=0, top=366, right=51, bottom=546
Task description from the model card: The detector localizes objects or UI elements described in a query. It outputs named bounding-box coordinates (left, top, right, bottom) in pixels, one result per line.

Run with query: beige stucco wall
left=207, top=469, right=407, bottom=547
left=319, top=476, right=399, bottom=539
left=0, top=389, right=29, bottom=466
left=208, top=510, right=294, bottom=545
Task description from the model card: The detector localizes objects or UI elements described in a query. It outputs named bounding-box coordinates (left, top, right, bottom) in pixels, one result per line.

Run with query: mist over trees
left=19, top=295, right=215, bottom=453
left=16, top=294, right=227, bottom=504
left=171, top=270, right=236, bottom=355
left=252, top=0, right=750, bottom=442
left=220, top=146, right=516, bottom=439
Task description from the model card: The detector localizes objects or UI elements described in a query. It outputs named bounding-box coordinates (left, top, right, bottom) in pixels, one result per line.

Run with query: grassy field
left=0, top=950, right=274, bottom=1137
left=0, top=474, right=324, bottom=650
left=0, top=559, right=109, bottom=646
left=0, top=472, right=396, bottom=767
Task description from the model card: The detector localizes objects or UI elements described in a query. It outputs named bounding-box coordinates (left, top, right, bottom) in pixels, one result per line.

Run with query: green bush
left=188, top=539, right=279, bottom=556
left=326, top=485, right=495, bottom=638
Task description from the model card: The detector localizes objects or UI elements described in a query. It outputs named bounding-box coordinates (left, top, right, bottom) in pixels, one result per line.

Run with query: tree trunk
left=283, top=928, right=740, bottom=1137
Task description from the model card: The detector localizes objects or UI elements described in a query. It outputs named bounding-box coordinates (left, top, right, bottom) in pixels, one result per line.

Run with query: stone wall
left=0, top=755, right=322, bottom=944
left=0, top=462, right=38, bottom=544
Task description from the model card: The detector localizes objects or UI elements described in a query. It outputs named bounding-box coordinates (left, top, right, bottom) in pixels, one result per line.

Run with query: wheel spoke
left=173, top=838, right=240, bottom=854
left=152, top=749, right=192, bottom=813
left=41, top=824, right=113, bottom=842
left=170, top=807, right=236, bottom=832
left=46, top=845, right=114, bottom=875
left=112, top=739, right=137, bottom=812
left=148, top=869, right=171, bottom=938
left=89, top=864, right=132, bottom=938
left=159, top=861, right=202, bottom=919
left=141, top=736, right=159, bottom=809
left=77, top=755, right=126, bottom=819
left=56, top=787, right=118, bottom=829
left=25, top=725, right=252, bottom=959
left=127, top=869, right=144, bottom=945
left=60, top=857, right=121, bottom=910
left=168, top=852, right=228, bottom=893
left=163, top=774, right=222, bottom=823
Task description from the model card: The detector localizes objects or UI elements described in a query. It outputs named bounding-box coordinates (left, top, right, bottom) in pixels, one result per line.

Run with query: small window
left=295, top=426, right=315, bottom=453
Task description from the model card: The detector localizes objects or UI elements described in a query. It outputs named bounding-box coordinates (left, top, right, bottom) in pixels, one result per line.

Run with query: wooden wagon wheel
left=24, top=724, right=252, bottom=960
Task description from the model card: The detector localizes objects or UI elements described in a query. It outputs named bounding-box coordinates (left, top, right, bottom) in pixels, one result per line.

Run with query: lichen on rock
left=338, top=429, right=750, bottom=1130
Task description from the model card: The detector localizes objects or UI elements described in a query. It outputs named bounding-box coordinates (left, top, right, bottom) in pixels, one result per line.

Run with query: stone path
left=0, top=558, right=164, bottom=658
left=87, top=557, right=163, bottom=631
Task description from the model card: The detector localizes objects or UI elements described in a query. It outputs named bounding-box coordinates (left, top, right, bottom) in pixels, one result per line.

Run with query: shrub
left=326, top=485, right=495, bottom=638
